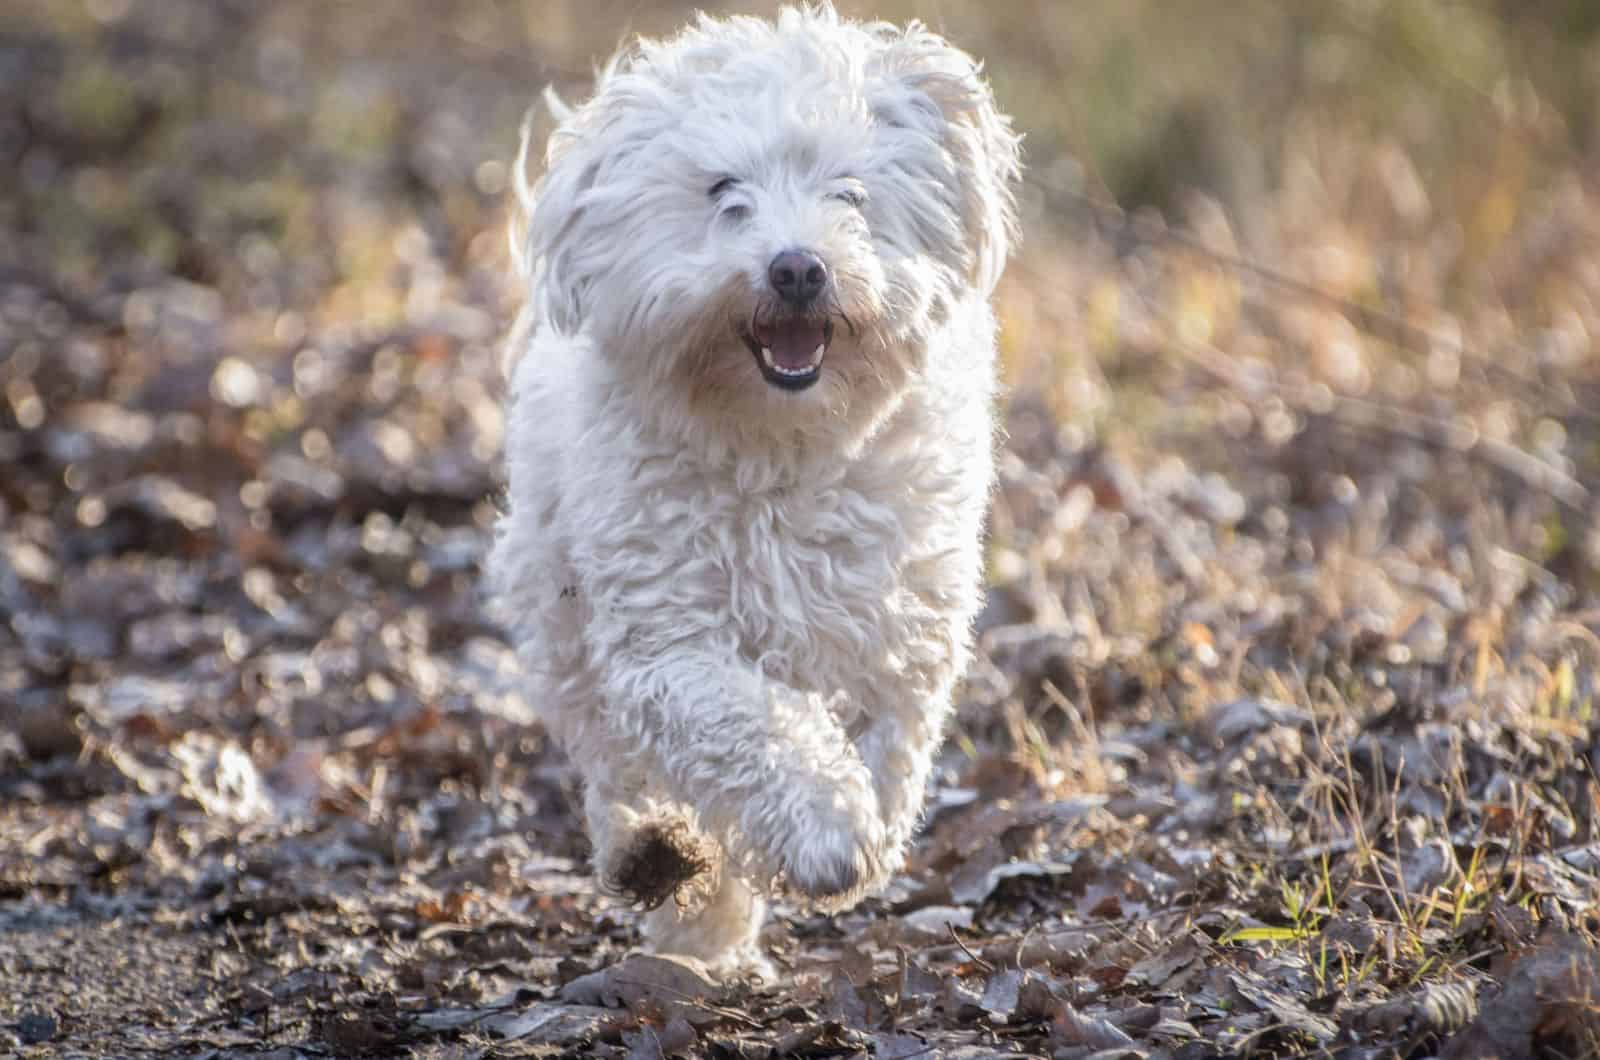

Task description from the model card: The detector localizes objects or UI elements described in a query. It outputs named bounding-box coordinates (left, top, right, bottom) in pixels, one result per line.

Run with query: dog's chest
left=698, top=468, right=965, bottom=708
left=739, top=485, right=888, bottom=628
left=571, top=408, right=988, bottom=712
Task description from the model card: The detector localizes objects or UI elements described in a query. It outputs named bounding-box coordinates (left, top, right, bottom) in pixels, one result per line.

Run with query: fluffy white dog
left=488, top=3, right=1020, bottom=979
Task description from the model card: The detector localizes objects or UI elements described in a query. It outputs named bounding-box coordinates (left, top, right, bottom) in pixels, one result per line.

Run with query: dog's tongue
left=762, top=319, right=828, bottom=371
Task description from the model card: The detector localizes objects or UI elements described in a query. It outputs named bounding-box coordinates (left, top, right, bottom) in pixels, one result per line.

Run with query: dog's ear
left=867, top=26, right=1022, bottom=291
left=510, top=88, right=599, bottom=335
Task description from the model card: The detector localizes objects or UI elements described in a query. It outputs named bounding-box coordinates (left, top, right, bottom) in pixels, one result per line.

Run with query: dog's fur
left=487, top=3, right=1020, bottom=979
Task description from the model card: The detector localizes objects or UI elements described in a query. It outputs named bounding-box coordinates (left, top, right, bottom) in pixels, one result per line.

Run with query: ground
left=3, top=2, right=1600, bottom=1057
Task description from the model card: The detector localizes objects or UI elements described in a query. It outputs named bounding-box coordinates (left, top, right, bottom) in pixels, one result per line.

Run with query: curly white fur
left=487, top=3, right=1020, bottom=979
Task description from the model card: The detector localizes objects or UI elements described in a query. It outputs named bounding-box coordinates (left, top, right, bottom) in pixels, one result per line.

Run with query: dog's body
left=488, top=5, right=1019, bottom=978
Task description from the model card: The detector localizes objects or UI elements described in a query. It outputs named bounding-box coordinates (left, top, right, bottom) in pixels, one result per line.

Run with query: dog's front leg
left=601, top=647, right=886, bottom=906
left=854, top=692, right=954, bottom=877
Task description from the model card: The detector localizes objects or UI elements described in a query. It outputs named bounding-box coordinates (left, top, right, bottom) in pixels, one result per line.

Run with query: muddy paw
left=601, top=820, right=714, bottom=910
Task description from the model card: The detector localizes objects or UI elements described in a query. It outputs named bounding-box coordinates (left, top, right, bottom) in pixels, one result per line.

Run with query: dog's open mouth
left=742, top=317, right=832, bottom=391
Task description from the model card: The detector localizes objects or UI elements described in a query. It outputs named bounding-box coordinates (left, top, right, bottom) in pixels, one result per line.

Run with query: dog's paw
left=703, top=946, right=777, bottom=986
left=601, top=819, right=714, bottom=910
left=774, top=800, right=887, bottom=909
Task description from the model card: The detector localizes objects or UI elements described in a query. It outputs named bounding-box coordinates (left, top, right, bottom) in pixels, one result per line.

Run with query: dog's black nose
left=768, top=249, right=828, bottom=305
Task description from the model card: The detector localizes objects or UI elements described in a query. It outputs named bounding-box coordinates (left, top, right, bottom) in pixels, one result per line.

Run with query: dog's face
left=513, top=6, right=1020, bottom=446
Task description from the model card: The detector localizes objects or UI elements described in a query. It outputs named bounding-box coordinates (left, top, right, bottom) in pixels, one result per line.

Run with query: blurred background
left=4, top=1, right=1598, bottom=511
left=3, top=2, right=1600, bottom=1054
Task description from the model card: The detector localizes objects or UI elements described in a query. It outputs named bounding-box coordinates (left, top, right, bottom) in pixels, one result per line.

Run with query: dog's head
left=512, top=4, right=1021, bottom=448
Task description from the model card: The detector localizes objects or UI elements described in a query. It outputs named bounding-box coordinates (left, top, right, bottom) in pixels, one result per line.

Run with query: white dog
left=488, top=3, right=1020, bottom=979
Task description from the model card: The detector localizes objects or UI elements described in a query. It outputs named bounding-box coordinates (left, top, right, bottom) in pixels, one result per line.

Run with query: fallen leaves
left=558, top=954, right=724, bottom=1024
left=1441, top=931, right=1600, bottom=1059
left=3, top=1, right=1600, bottom=1057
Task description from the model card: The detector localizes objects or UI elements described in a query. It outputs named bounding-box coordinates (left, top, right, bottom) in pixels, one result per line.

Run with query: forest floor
left=3, top=2, right=1600, bottom=1057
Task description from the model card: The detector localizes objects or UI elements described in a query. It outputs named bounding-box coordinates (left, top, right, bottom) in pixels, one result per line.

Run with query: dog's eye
left=830, top=185, right=868, bottom=209
left=708, top=176, right=739, bottom=198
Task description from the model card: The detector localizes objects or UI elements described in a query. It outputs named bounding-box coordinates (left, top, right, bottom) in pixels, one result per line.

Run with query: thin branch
left=947, top=922, right=995, bottom=972
left=1029, top=175, right=1587, bottom=417
left=606, top=974, right=764, bottom=1029
left=1121, top=280, right=1592, bottom=515
left=1320, top=394, right=1591, bottom=513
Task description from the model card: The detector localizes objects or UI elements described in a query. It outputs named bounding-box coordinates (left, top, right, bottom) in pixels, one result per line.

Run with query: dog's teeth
left=758, top=344, right=823, bottom=378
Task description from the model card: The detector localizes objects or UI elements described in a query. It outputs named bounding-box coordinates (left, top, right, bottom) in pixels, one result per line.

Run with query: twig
left=947, top=922, right=995, bottom=972
left=1137, top=282, right=1593, bottom=515
left=1029, top=175, right=1588, bottom=417
left=1319, top=394, right=1590, bottom=513
left=895, top=946, right=909, bottom=1023
left=606, top=975, right=765, bottom=1029
left=1012, top=923, right=1038, bottom=972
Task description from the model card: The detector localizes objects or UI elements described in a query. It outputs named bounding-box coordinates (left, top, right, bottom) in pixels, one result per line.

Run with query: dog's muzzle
left=741, top=249, right=834, bottom=391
